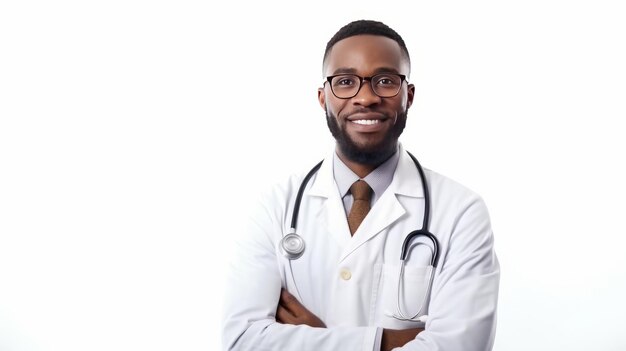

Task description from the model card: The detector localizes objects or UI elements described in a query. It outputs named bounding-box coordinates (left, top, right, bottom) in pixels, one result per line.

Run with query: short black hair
left=323, top=20, right=410, bottom=72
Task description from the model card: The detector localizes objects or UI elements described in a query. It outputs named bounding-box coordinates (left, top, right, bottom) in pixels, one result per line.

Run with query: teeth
left=352, top=119, right=380, bottom=125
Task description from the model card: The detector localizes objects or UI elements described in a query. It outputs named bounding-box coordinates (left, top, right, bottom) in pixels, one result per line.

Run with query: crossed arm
left=224, top=190, right=499, bottom=350
left=276, top=288, right=423, bottom=351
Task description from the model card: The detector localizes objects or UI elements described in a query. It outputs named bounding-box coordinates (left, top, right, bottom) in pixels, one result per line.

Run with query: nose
left=352, top=80, right=381, bottom=106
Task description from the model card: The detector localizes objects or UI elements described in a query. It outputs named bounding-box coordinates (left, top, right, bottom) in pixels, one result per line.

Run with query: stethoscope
left=278, top=151, right=440, bottom=323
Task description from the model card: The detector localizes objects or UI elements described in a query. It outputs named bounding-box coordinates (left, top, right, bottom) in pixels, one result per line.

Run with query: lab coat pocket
left=375, top=263, right=431, bottom=329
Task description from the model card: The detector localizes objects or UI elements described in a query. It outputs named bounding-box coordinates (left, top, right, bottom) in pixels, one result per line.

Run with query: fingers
left=276, top=289, right=298, bottom=324
left=279, top=288, right=302, bottom=315
left=276, top=289, right=327, bottom=328
left=276, top=304, right=295, bottom=324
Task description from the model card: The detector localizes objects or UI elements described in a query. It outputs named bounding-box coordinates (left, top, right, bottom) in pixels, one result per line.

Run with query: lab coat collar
left=391, top=144, right=425, bottom=199
left=306, top=147, right=334, bottom=198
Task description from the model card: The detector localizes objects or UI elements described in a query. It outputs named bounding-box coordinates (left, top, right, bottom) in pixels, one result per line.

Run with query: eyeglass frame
left=324, top=73, right=408, bottom=99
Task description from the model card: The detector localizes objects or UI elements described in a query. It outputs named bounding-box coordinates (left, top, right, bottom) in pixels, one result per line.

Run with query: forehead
left=324, top=35, right=409, bottom=76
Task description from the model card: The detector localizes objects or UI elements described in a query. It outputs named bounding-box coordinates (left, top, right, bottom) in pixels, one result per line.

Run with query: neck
left=336, top=148, right=382, bottom=178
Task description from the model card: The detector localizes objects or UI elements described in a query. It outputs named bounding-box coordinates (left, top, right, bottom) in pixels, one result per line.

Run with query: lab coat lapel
left=306, top=152, right=351, bottom=249
left=339, top=147, right=424, bottom=262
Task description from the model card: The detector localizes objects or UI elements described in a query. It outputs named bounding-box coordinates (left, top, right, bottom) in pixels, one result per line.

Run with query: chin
left=326, top=109, right=406, bottom=166
left=339, top=137, right=398, bottom=165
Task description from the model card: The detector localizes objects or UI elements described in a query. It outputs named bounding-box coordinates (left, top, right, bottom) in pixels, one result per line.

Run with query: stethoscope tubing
left=280, top=151, right=440, bottom=322
left=286, top=151, right=439, bottom=263
left=289, top=160, right=323, bottom=231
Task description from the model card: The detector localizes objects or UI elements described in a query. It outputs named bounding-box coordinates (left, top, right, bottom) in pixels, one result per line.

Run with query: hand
left=381, top=327, right=424, bottom=351
left=276, top=288, right=326, bottom=328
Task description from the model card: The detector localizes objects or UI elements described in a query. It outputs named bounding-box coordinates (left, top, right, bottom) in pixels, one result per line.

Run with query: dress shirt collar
left=333, top=145, right=400, bottom=202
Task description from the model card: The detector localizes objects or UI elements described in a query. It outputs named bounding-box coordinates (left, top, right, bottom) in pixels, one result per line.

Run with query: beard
left=326, top=108, right=407, bottom=166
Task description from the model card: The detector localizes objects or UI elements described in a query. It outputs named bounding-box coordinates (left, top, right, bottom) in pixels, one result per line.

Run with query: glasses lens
left=330, top=75, right=360, bottom=98
left=372, top=74, right=403, bottom=97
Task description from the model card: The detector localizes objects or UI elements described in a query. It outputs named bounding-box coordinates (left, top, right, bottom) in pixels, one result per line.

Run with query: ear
left=317, top=87, right=326, bottom=110
left=406, top=83, right=415, bottom=109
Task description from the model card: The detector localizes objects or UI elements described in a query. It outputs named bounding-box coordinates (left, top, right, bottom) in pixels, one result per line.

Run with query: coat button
left=340, top=269, right=352, bottom=280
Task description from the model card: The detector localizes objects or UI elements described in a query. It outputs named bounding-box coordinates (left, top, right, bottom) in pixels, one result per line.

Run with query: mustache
left=344, top=108, right=390, bottom=119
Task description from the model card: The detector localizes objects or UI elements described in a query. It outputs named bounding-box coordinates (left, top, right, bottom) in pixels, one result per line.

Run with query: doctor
left=222, top=20, right=500, bottom=350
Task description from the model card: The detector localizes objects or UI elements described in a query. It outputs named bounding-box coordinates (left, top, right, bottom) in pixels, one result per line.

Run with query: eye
left=374, top=75, right=400, bottom=86
left=332, top=75, right=358, bottom=87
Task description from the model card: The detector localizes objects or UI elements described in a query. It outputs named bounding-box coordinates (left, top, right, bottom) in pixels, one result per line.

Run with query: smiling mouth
left=351, top=119, right=382, bottom=125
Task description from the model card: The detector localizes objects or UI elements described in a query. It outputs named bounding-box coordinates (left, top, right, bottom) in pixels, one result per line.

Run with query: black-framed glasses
left=325, top=73, right=407, bottom=99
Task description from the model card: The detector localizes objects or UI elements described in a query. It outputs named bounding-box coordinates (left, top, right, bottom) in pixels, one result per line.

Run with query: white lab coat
left=222, top=145, right=500, bottom=350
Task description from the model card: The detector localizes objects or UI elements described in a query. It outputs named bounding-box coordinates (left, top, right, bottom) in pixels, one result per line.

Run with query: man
left=222, top=20, right=499, bottom=350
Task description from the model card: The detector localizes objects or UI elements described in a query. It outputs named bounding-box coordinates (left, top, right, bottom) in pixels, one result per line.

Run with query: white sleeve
left=397, top=196, right=500, bottom=350
left=373, top=327, right=383, bottom=351
left=221, top=189, right=379, bottom=351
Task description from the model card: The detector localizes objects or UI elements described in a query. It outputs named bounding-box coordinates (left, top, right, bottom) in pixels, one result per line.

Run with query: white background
left=1, top=0, right=625, bottom=350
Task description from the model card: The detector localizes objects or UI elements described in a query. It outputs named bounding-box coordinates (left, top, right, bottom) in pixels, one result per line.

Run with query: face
left=318, top=35, right=415, bottom=165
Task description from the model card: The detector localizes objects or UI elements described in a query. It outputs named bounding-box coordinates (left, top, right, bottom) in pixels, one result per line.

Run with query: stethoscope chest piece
left=280, top=233, right=305, bottom=260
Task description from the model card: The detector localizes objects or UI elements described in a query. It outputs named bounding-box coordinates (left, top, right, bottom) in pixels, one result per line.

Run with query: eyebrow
left=330, top=67, right=402, bottom=76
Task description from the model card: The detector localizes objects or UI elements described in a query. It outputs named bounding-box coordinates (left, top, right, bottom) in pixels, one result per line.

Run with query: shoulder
left=242, top=161, right=325, bottom=243
left=422, top=167, right=492, bottom=224
left=254, top=159, right=326, bottom=212
left=424, top=168, right=483, bottom=202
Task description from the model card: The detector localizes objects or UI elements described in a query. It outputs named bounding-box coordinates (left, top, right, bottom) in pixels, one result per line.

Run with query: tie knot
left=350, top=180, right=372, bottom=201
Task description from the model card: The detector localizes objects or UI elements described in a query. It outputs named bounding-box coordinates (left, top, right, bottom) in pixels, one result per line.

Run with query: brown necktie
left=347, top=180, right=372, bottom=235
